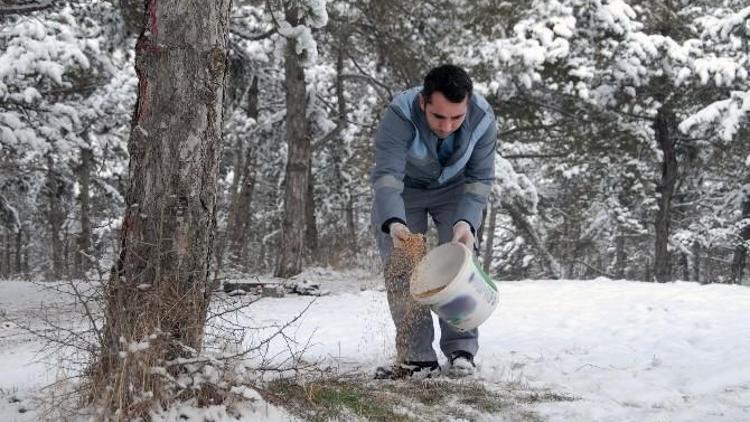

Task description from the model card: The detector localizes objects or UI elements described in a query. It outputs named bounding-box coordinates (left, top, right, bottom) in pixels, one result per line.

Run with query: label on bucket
left=467, top=271, right=498, bottom=307
left=434, top=294, right=477, bottom=326
left=472, top=256, right=497, bottom=292
left=417, top=243, right=500, bottom=331
left=433, top=272, right=497, bottom=327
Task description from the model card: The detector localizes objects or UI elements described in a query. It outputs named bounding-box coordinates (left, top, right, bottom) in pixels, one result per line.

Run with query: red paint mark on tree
left=135, top=76, right=150, bottom=124
left=147, top=1, right=158, bottom=36
left=133, top=33, right=162, bottom=124
left=136, top=36, right=162, bottom=55
left=121, top=213, right=138, bottom=237
left=134, top=39, right=149, bottom=123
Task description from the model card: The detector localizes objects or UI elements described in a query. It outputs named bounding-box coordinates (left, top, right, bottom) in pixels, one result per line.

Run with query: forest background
left=2, top=0, right=750, bottom=287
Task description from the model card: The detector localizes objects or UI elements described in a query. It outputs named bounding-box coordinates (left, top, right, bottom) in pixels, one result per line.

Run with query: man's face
left=419, top=91, right=468, bottom=139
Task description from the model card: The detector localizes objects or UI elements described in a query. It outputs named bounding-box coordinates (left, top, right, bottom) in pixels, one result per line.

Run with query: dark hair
left=422, top=64, right=473, bottom=103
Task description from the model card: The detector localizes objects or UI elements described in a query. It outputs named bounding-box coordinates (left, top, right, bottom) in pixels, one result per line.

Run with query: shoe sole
left=374, top=366, right=440, bottom=380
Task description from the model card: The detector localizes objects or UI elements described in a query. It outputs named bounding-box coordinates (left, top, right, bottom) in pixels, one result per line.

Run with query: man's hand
left=389, top=222, right=411, bottom=249
left=452, top=221, right=474, bottom=248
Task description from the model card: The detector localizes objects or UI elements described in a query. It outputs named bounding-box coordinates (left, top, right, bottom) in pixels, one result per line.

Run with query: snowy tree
left=5, top=0, right=750, bottom=285
left=87, top=0, right=233, bottom=417
left=450, top=0, right=750, bottom=281
left=213, top=1, right=280, bottom=274
left=0, top=2, right=134, bottom=279
left=271, top=0, right=329, bottom=278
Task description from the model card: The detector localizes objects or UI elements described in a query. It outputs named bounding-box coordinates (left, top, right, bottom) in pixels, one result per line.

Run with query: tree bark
left=14, top=227, right=22, bottom=276
left=223, top=75, right=259, bottom=269
left=45, top=154, right=65, bottom=280
left=63, top=223, right=70, bottom=278
left=74, top=147, right=93, bottom=279
left=692, top=241, right=700, bottom=283
left=731, top=192, right=750, bottom=283
left=504, top=201, right=562, bottom=279
left=482, top=201, right=498, bottom=274
left=681, top=252, right=689, bottom=281
left=229, top=146, right=258, bottom=263
left=275, top=5, right=310, bottom=278
left=305, top=156, right=318, bottom=261
left=615, top=231, right=625, bottom=279
left=214, top=135, right=244, bottom=272
left=346, top=191, right=357, bottom=253
left=237, top=163, right=258, bottom=273
left=3, top=231, right=9, bottom=277
left=90, top=0, right=232, bottom=415
left=654, top=106, right=678, bottom=282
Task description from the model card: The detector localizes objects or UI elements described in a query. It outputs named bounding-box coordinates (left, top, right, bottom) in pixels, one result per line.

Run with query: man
left=371, top=64, right=497, bottom=379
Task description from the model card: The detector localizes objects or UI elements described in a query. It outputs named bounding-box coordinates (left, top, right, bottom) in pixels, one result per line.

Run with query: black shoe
left=374, top=360, right=440, bottom=380
left=446, top=351, right=476, bottom=377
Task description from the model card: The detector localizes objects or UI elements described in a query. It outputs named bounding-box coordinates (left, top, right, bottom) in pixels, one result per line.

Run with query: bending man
left=371, top=64, right=497, bottom=378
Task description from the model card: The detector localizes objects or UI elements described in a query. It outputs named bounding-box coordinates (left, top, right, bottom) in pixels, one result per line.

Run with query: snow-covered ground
left=1, top=270, right=749, bottom=421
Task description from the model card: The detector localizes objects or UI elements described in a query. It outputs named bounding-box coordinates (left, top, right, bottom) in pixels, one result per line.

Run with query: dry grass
left=260, top=373, right=577, bottom=421
left=81, top=276, right=220, bottom=420
left=262, top=376, right=412, bottom=421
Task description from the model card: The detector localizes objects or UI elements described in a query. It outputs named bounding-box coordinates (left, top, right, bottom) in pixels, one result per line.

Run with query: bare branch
left=499, top=123, right=564, bottom=138
left=503, top=153, right=568, bottom=160
left=571, top=259, right=616, bottom=279
left=69, top=280, right=105, bottom=348
left=230, top=25, right=275, bottom=41
left=0, top=0, right=53, bottom=16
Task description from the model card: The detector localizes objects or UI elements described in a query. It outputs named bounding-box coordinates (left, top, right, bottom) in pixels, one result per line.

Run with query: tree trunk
left=3, top=231, right=9, bottom=277
left=275, top=6, right=310, bottom=278
left=223, top=75, right=259, bottom=269
left=305, top=156, right=318, bottom=262
left=504, top=201, right=562, bottom=279
left=74, top=147, right=93, bottom=279
left=45, top=154, right=65, bottom=280
left=89, top=0, right=232, bottom=415
left=654, top=105, right=678, bottom=282
left=0, top=231, right=4, bottom=277
left=14, top=227, right=22, bottom=276
left=230, top=147, right=257, bottom=261
left=215, top=135, right=243, bottom=271
left=568, top=228, right=577, bottom=278
left=615, top=231, right=625, bottom=279
left=237, top=167, right=258, bottom=274
left=23, top=235, right=29, bottom=276
left=477, top=206, right=487, bottom=251
left=692, top=241, right=701, bottom=283
left=681, top=252, right=689, bottom=281
left=730, top=192, right=750, bottom=284
left=63, top=223, right=70, bottom=278
left=346, top=191, right=357, bottom=253
left=482, top=201, right=498, bottom=274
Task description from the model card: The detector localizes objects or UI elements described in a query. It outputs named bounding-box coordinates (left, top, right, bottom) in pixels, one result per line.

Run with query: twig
left=69, top=279, right=104, bottom=347
left=0, top=1, right=54, bottom=16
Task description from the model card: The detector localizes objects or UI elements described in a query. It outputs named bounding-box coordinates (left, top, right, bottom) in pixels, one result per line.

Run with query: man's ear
left=418, top=93, right=425, bottom=112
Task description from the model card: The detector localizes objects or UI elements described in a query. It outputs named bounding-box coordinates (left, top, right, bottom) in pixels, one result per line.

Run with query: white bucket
left=410, top=243, right=499, bottom=331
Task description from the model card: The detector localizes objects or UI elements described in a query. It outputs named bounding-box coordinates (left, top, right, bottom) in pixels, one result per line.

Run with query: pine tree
left=87, top=0, right=233, bottom=416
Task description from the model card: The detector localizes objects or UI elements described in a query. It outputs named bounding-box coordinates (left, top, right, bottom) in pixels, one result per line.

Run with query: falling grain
left=384, top=233, right=428, bottom=362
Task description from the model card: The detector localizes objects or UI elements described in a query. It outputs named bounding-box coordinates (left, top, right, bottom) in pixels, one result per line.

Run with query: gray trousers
left=374, top=182, right=479, bottom=362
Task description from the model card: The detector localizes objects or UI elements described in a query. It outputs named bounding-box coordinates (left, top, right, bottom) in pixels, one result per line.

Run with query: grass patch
left=260, top=374, right=577, bottom=421
left=381, top=379, right=526, bottom=420
left=520, top=391, right=577, bottom=404
left=262, top=377, right=412, bottom=421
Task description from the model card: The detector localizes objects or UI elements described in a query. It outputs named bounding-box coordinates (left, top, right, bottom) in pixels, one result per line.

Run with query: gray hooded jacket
left=371, top=86, right=497, bottom=233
